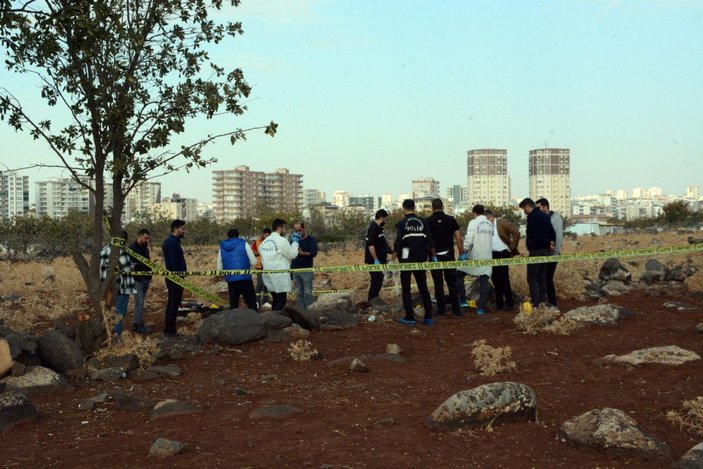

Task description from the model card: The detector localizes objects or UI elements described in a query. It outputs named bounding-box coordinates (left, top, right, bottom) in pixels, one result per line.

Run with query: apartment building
left=528, top=148, right=571, bottom=216
left=467, top=149, right=510, bottom=207
left=0, top=171, right=30, bottom=218
left=105, top=181, right=162, bottom=221
left=35, top=176, right=93, bottom=218
left=412, top=178, right=440, bottom=198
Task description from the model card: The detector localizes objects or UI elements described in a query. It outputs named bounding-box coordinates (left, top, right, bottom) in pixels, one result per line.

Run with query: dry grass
left=470, top=339, right=517, bottom=376
left=667, top=396, right=703, bottom=436
left=288, top=339, right=318, bottom=362
left=94, top=331, right=160, bottom=369
left=544, top=317, right=584, bottom=335
left=512, top=305, right=582, bottom=335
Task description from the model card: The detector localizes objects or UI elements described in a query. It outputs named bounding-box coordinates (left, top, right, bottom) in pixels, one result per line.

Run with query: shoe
left=476, top=309, right=487, bottom=316
left=398, top=318, right=416, bottom=326
left=459, top=301, right=469, bottom=308
left=421, top=318, right=433, bottom=326
left=133, top=323, right=151, bottom=334
left=547, top=304, right=559, bottom=311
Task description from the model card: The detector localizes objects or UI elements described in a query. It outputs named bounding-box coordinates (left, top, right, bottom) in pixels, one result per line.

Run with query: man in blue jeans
left=519, top=198, right=556, bottom=307
left=290, top=221, right=318, bottom=309
left=162, top=219, right=187, bottom=338
left=128, top=229, right=152, bottom=334
left=100, top=231, right=137, bottom=337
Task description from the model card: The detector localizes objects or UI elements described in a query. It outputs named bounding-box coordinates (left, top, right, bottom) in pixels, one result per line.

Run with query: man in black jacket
left=393, top=199, right=435, bottom=326
left=128, top=229, right=152, bottom=334
left=364, top=209, right=390, bottom=301
left=426, top=199, right=463, bottom=317
left=519, top=198, right=556, bottom=307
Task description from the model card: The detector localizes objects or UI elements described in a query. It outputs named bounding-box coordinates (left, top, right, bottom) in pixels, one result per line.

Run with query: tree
left=661, top=200, right=692, bottom=225
left=0, top=1, right=276, bottom=327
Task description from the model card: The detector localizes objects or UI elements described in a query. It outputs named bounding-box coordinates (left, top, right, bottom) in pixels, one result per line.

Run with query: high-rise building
left=212, top=165, right=303, bottom=222
left=687, top=185, right=700, bottom=199
left=105, top=181, right=161, bottom=221
left=467, top=149, right=510, bottom=207
left=446, top=184, right=467, bottom=208
left=332, top=190, right=350, bottom=208
left=528, top=148, right=571, bottom=216
left=380, top=193, right=393, bottom=209
left=303, top=189, right=326, bottom=208
left=35, top=177, right=94, bottom=218
left=349, top=195, right=376, bottom=212
left=153, top=193, right=198, bottom=221
left=412, top=178, right=439, bottom=198
left=0, top=171, right=30, bottom=218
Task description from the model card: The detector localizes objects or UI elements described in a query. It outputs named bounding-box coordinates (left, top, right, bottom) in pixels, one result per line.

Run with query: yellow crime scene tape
left=108, top=232, right=703, bottom=304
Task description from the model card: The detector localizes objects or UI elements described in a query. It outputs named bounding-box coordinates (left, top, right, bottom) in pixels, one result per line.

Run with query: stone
left=283, top=305, right=321, bottom=330
left=695, top=323, right=703, bottom=334
left=248, top=404, right=301, bottom=420
left=558, top=408, right=671, bottom=460
left=265, top=330, right=291, bottom=342
left=663, top=301, right=697, bottom=312
left=52, top=321, right=76, bottom=340
left=127, top=369, right=161, bottom=381
left=1, top=366, right=66, bottom=396
left=233, top=387, right=250, bottom=396
left=11, top=361, right=26, bottom=377
left=90, top=367, right=126, bottom=382
left=0, top=392, right=38, bottom=431
left=667, top=264, right=695, bottom=282
left=563, top=304, right=622, bottom=325
left=349, top=358, right=369, bottom=372
left=88, top=392, right=109, bottom=403
left=601, top=280, right=631, bottom=296
left=260, top=311, right=293, bottom=331
left=673, top=442, right=703, bottom=469
left=375, top=417, right=395, bottom=426
left=149, top=438, right=185, bottom=458
left=308, top=292, right=354, bottom=313
left=114, top=393, right=154, bottom=412
left=428, top=382, right=537, bottom=430
left=0, top=338, right=12, bottom=379
left=78, top=399, right=95, bottom=411
left=36, top=330, right=85, bottom=373
left=598, top=258, right=631, bottom=283
left=99, top=353, right=140, bottom=372
left=320, top=310, right=358, bottom=328
left=65, top=368, right=87, bottom=380
left=284, top=323, right=310, bottom=339
left=196, top=309, right=266, bottom=345
left=148, top=364, right=182, bottom=377
left=600, top=345, right=700, bottom=366
left=76, top=315, right=108, bottom=355
left=368, top=296, right=387, bottom=308
left=386, top=344, right=402, bottom=355
left=150, top=399, right=197, bottom=421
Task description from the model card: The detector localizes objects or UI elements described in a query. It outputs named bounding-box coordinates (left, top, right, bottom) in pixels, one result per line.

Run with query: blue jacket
left=220, top=238, right=252, bottom=282
left=162, top=234, right=187, bottom=272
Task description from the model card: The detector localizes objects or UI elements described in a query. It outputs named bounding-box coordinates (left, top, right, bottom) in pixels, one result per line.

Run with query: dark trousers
left=368, top=271, right=384, bottom=301
left=164, top=279, right=183, bottom=335
left=456, top=270, right=467, bottom=303
left=271, top=292, right=287, bottom=311
left=545, top=257, right=558, bottom=307
left=227, top=279, right=257, bottom=311
left=400, top=270, right=433, bottom=320
left=476, top=274, right=489, bottom=310
left=430, top=254, right=460, bottom=315
left=255, top=273, right=270, bottom=304
left=491, top=250, right=514, bottom=309
left=527, top=249, right=551, bottom=306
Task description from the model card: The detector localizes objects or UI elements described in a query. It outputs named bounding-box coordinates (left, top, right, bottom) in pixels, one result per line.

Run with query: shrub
left=470, top=339, right=517, bottom=376
left=667, top=396, right=703, bottom=437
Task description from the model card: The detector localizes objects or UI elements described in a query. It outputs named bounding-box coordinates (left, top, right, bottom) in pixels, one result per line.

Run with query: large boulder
left=76, top=314, right=108, bottom=355
left=1, top=366, right=67, bottom=396
left=0, top=392, right=38, bottom=431
left=0, top=338, right=12, bottom=379
left=259, top=312, right=293, bottom=331
left=601, top=281, right=631, bottom=297
left=559, top=408, right=670, bottom=460
left=149, top=438, right=185, bottom=458
left=673, top=442, right=703, bottom=469
left=563, top=304, right=623, bottom=325
left=639, top=259, right=669, bottom=285
left=283, top=305, right=321, bottom=330
left=428, top=382, right=537, bottom=430
left=600, top=345, right=701, bottom=366
left=598, top=258, right=631, bottom=283
left=196, top=309, right=265, bottom=345
left=150, top=399, right=197, bottom=421
left=321, top=310, right=358, bottom=329
left=308, top=293, right=354, bottom=313
left=37, top=330, right=85, bottom=373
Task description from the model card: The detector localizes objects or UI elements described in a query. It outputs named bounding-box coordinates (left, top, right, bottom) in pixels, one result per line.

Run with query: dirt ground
left=2, top=288, right=703, bottom=468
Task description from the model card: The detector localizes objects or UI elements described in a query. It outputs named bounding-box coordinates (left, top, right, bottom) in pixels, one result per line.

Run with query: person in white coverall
left=459, top=204, right=495, bottom=315
left=259, top=218, right=299, bottom=311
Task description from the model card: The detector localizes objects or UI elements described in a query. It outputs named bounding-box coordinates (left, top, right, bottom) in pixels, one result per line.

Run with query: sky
left=1, top=0, right=702, bottom=203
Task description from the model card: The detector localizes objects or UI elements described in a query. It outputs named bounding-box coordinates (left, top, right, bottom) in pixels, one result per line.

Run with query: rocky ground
left=2, top=281, right=703, bottom=468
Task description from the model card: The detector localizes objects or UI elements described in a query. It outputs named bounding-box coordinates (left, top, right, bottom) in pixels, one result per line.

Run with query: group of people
left=364, top=197, right=563, bottom=326
left=102, top=197, right=562, bottom=337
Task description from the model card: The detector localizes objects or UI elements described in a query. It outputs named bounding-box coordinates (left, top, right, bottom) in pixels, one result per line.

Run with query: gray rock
left=148, top=364, right=182, bottom=377
left=308, top=292, right=354, bottom=313
left=233, top=387, right=250, bottom=396
left=598, top=258, right=631, bottom=283
left=150, top=399, right=197, bottom=421
left=321, top=310, right=358, bottom=328
left=78, top=399, right=95, bottom=411
left=349, top=358, right=369, bottom=372
left=564, top=304, right=622, bottom=325
left=260, top=311, right=293, bottom=331
left=196, top=309, right=266, bottom=345
left=428, top=382, right=537, bottom=430
left=375, top=417, right=395, bottom=426
left=90, top=367, right=126, bottom=382
left=673, top=441, right=703, bottom=469
left=52, top=321, right=76, bottom=340
left=600, top=345, right=701, bottom=366
left=559, top=408, right=670, bottom=460
left=11, top=361, right=26, bottom=377
left=0, top=338, right=11, bottom=379
left=248, top=404, right=301, bottom=420
left=265, top=330, right=292, bottom=342
left=695, top=323, right=703, bottom=334
left=127, top=369, right=161, bottom=381
left=0, top=392, right=37, bottom=431
left=1, top=366, right=67, bottom=396
left=664, top=301, right=697, bottom=312
left=88, top=393, right=109, bottom=403
left=386, top=344, right=402, bottom=355
left=284, top=323, right=310, bottom=339
left=368, top=296, right=387, bottom=308
left=283, top=305, right=321, bottom=330
left=601, top=280, right=631, bottom=296
left=76, top=315, right=108, bottom=355
left=149, top=438, right=185, bottom=458
left=114, top=393, right=154, bottom=412
left=645, top=259, right=669, bottom=275
left=36, top=330, right=85, bottom=373
left=98, top=353, right=140, bottom=372
left=667, top=264, right=695, bottom=282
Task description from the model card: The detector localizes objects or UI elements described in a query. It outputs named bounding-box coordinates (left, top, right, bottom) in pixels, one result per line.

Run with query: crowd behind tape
left=108, top=235, right=703, bottom=305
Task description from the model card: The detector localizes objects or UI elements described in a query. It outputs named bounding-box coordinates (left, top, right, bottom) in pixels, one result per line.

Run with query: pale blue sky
left=1, top=0, right=702, bottom=203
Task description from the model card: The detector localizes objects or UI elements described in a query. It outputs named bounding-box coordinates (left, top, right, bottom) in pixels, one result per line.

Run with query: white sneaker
left=262, top=302, right=272, bottom=311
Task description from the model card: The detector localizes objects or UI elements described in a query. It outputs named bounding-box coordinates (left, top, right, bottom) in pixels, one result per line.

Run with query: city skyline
left=1, top=1, right=702, bottom=202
